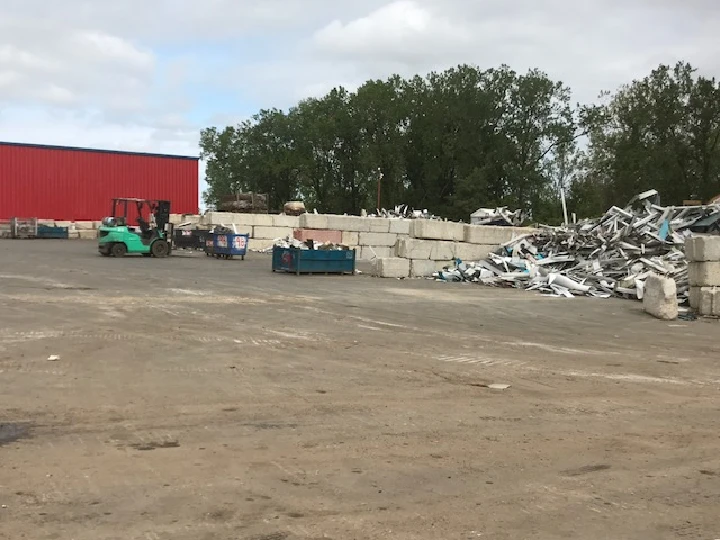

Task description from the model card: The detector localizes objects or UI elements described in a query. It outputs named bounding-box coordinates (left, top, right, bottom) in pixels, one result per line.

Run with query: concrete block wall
left=686, top=236, right=720, bottom=315
left=176, top=212, right=534, bottom=269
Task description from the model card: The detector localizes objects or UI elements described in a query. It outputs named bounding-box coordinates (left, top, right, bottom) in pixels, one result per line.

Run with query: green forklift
left=98, top=198, right=173, bottom=258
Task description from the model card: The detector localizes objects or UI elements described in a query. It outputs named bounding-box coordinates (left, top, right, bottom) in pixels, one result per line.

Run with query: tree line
left=200, top=61, right=720, bottom=223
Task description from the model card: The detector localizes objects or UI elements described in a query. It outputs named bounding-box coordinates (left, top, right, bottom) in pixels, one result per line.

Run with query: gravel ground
left=1, top=240, right=719, bottom=540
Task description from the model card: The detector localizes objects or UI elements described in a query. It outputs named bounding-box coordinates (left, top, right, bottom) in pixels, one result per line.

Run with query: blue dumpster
left=272, top=246, right=356, bottom=275
left=205, top=232, right=249, bottom=260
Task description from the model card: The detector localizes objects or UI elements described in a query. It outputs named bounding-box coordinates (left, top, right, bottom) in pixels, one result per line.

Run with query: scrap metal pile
left=369, top=205, right=440, bottom=220
left=470, top=206, right=526, bottom=226
left=254, top=237, right=349, bottom=253
left=436, top=190, right=720, bottom=301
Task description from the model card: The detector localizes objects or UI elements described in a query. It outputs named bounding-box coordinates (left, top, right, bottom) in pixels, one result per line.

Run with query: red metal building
left=0, top=141, right=199, bottom=221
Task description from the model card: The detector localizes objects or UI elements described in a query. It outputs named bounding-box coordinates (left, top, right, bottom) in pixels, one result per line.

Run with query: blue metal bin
left=205, top=232, right=249, bottom=260
left=272, top=246, right=356, bottom=275
left=36, top=225, right=69, bottom=239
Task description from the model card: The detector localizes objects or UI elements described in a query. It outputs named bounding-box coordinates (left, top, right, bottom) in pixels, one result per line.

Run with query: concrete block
left=430, top=240, right=455, bottom=261
left=78, top=230, right=98, bottom=240
left=74, top=221, right=95, bottom=230
left=67, top=230, right=80, bottom=239
left=223, top=226, right=253, bottom=236
left=688, top=262, right=720, bottom=286
left=685, top=235, right=720, bottom=262
left=249, top=238, right=275, bottom=252
left=371, top=257, right=410, bottom=278
left=294, top=229, right=342, bottom=244
left=176, top=215, right=200, bottom=225
left=37, top=219, right=55, bottom=226
left=463, top=224, right=534, bottom=245
left=367, top=218, right=391, bottom=233
left=321, top=215, right=368, bottom=232
left=389, top=219, right=411, bottom=235
left=689, top=287, right=720, bottom=315
left=410, top=259, right=449, bottom=278
left=643, top=274, right=678, bottom=320
left=411, top=220, right=464, bottom=241
left=244, top=214, right=274, bottom=227
left=358, top=232, right=398, bottom=247
left=253, top=226, right=294, bottom=239
left=342, top=231, right=359, bottom=246
left=395, top=238, right=433, bottom=259
left=453, top=242, right=497, bottom=261
left=204, top=212, right=234, bottom=225
left=360, top=246, right=392, bottom=260
left=300, top=214, right=330, bottom=229
left=93, top=221, right=102, bottom=229
left=55, top=221, right=72, bottom=228
left=272, top=215, right=301, bottom=228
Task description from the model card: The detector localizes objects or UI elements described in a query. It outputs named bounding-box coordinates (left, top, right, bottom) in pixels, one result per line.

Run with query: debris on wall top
left=470, top=207, right=525, bottom=227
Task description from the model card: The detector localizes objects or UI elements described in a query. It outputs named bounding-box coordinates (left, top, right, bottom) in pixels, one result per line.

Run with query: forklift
left=98, top=198, right=174, bottom=257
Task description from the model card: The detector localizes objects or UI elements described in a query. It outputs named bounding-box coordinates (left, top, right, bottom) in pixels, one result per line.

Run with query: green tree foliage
left=572, top=62, right=720, bottom=216
left=201, top=61, right=720, bottom=222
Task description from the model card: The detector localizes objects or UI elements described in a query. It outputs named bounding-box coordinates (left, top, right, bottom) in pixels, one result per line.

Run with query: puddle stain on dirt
left=0, top=423, right=31, bottom=447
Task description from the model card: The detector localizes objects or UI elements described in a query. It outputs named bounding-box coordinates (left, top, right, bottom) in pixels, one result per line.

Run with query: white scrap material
left=433, top=190, right=720, bottom=303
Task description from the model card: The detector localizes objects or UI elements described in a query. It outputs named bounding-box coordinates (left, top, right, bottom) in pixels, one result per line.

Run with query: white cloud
left=313, top=1, right=472, bottom=63
left=1, top=0, right=720, bottom=212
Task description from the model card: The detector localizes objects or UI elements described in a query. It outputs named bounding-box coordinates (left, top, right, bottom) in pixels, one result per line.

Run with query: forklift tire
left=111, top=243, right=127, bottom=258
left=151, top=240, right=170, bottom=258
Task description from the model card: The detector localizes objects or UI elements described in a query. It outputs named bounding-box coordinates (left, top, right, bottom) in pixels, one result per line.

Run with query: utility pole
left=376, top=168, right=384, bottom=211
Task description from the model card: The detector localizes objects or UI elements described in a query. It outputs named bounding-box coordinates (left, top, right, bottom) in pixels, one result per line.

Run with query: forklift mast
left=110, top=198, right=171, bottom=230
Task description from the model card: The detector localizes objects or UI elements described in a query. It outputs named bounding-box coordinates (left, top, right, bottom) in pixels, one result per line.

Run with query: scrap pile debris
left=471, top=206, right=525, bottom=226
left=369, top=205, right=440, bottom=220
left=253, top=237, right=350, bottom=253
left=436, top=190, right=720, bottom=301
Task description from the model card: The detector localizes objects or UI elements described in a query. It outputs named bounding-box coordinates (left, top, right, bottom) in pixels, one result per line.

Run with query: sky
left=1, top=0, right=719, bottom=205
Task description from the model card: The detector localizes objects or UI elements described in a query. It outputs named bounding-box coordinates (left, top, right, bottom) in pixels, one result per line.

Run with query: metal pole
left=376, top=169, right=383, bottom=211
left=560, top=188, right=569, bottom=226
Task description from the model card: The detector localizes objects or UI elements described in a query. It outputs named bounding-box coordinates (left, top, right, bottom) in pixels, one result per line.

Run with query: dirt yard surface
left=1, top=240, right=719, bottom=540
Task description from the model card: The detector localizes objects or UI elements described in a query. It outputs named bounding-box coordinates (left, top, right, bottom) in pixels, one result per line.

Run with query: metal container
left=0, top=141, right=199, bottom=221
left=37, top=225, right=69, bottom=239
left=205, top=233, right=249, bottom=260
left=272, top=246, right=356, bottom=275
left=174, top=229, right=211, bottom=250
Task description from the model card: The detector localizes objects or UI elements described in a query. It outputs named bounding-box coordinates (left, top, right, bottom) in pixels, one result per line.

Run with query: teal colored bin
left=272, top=246, right=356, bottom=275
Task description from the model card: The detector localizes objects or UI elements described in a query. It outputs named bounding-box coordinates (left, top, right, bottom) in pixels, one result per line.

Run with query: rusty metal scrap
left=436, top=191, right=720, bottom=301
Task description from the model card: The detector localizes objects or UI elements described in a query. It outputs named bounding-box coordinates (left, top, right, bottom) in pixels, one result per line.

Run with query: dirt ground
left=1, top=240, right=719, bottom=540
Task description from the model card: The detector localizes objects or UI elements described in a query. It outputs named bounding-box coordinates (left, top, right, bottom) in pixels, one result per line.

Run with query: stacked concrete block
left=361, top=246, right=393, bottom=260
left=453, top=242, right=497, bottom=261
left=686, top=235, right=720, bottom=316
left=272, top=215, right=301, bottom=228
left=643, top=274, right=678, bottom=320
left=250, top=239, right=275, bottom=252
left=396, top=238, right=434, bottom=259
left=389, top=219, right=412, bottom=235
left=342, top=231, right=359, bottom=246
left=411, top=220, right=464, bottom=242
left=204, top=212, right=275, bottom=227
left=300, top=214, right=330, bottom=230
left=371, top=258, right=410, bottom=278
left=294, top=229, right=342, bottom=244
left=410, top=259, right=448, bottom=278
left=430, top=241, right=455, bottom=261
left=358, top=232, right=398, bottom=247
left=253, top=226, right=294, bottom=239
left=77, top=230, right=98, bottom=240
left=464, top=224, right=536, bottom=245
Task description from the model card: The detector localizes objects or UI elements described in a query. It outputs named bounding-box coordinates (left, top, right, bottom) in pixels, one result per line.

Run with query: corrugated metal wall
left=0, top=142, right=199, bottom=220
